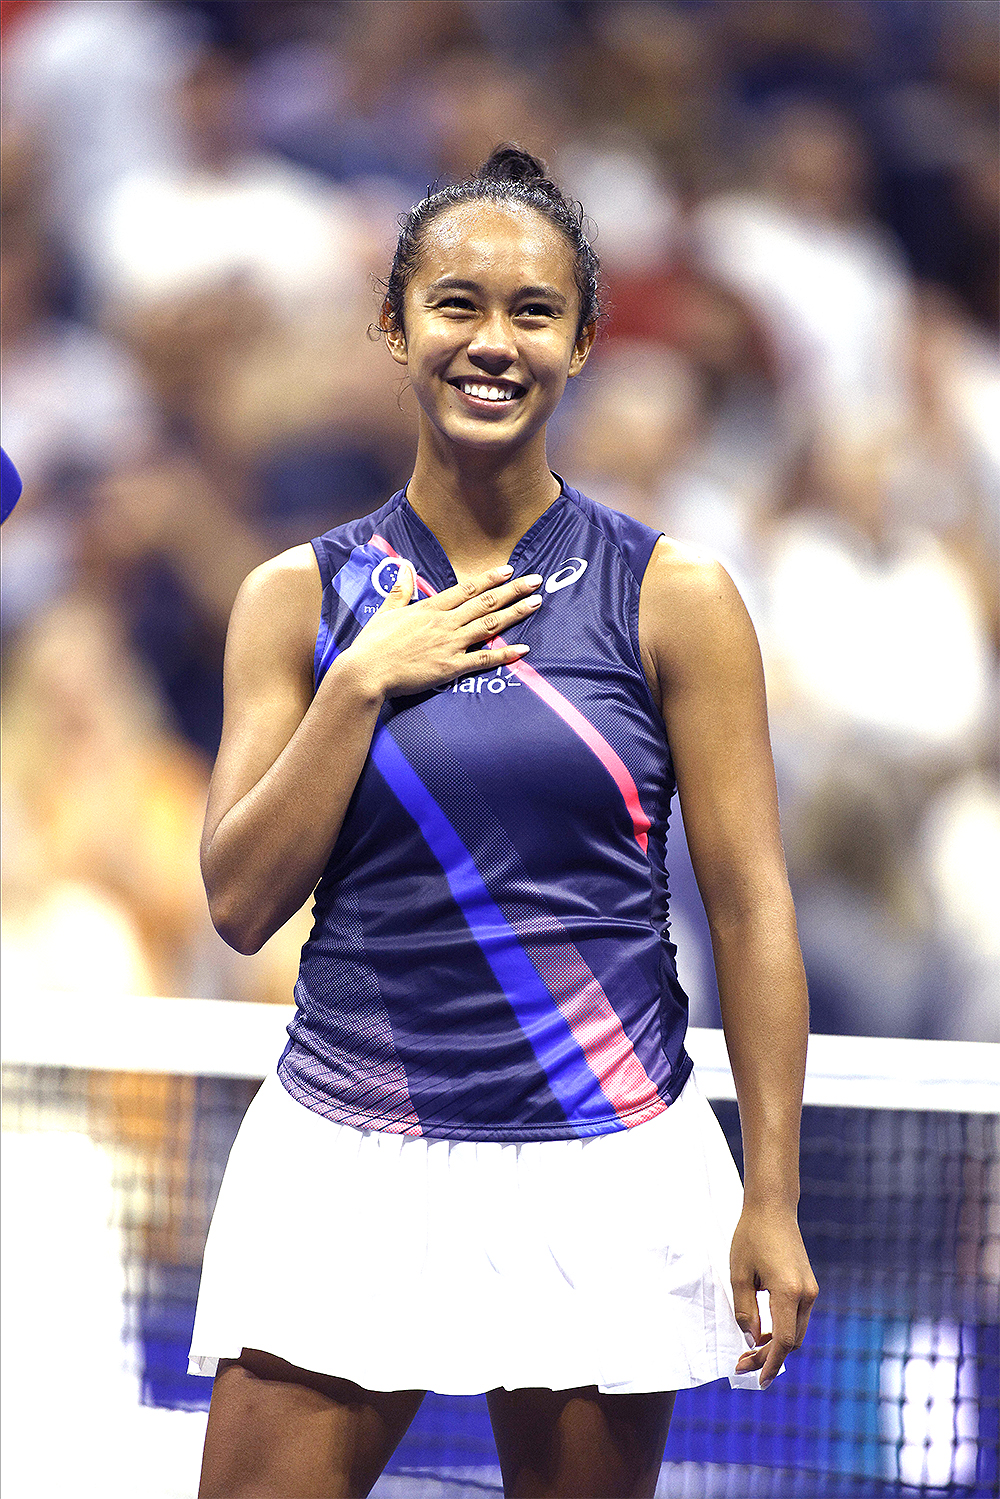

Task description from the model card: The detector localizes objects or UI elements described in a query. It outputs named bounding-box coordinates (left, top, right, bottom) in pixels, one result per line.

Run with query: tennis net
left=2, top=993, right=997, bottom=1499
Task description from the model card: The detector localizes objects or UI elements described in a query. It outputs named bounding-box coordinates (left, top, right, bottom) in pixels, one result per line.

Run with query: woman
left=189, top=146, right=817, bottom=1499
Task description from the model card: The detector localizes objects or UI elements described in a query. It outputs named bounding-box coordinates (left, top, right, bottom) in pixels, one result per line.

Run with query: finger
left=460, top=644, right=530, bottom=677
left=452, top=572, right=544, bottom=626
left=759, top=1298, right=798, bottom=1389
left=377, top=559, right=414, bottom=609
left=731, top=1277, right=761, bottom=1351
left=459, top=593, right=543, bottom=646
left=434, top=564, right=517, bottom=610
left=735, top=1334, right=771, bottom=1375
left=794, top=1280, right=819, bottom=1350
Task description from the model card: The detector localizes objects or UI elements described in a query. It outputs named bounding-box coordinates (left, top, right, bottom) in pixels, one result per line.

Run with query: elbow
left=702, top=878, right=798, bottom=942
left=206, top=891, right=270, bottom=955
left=220, top=924, right=267, bottom=957
left=212, top=913, right=267, bottom=956
left=202, top=847, right=271, bottom=954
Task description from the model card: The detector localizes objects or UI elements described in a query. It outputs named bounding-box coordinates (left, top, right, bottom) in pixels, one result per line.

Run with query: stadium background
left=1, top=2, right=997, bottom=1497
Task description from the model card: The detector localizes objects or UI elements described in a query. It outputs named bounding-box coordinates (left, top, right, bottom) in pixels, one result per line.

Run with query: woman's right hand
left=343, top=562, right=543, bottom=699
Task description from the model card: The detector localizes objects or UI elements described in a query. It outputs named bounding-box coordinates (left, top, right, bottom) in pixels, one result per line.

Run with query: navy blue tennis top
left=277, top=479, right=694, bottom=1140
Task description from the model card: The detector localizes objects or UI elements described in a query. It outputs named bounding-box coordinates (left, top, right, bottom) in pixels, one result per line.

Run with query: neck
left=405, top=432, right=561, bottom=577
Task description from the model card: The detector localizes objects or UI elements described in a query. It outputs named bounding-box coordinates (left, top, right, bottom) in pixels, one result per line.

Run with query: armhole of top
left=572, top=495, right=667, bottom=729
left=310, top=536, right=335, bottom=691
left=310, top=535, right=335, bottom=591
left=626, top=530, right=666, bottom=716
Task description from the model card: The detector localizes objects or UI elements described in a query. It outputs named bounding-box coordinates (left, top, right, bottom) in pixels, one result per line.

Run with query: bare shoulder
left=638, top=536, right=760, bottom=701
left=641, top=535, right=744, bottom=619
left=235, top=543, right=321, bottom=612
left=230, top=542, right=321, bottom=640
left=223, top=543, right=323, bottom=694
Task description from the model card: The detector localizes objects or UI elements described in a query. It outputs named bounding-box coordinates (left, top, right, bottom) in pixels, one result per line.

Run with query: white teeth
left=460, top=383, right=515, bottom=402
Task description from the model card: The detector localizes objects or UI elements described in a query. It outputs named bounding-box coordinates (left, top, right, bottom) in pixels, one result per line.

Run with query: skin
left=198, top=200, right=817, bottom=1498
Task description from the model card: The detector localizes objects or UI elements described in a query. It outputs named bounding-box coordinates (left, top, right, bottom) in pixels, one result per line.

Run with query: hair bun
left=474, top=143, right=548, bottom=186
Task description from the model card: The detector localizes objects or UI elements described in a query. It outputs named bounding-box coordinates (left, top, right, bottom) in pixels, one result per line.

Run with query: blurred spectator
left=554, top=342, right=706, bottom=523
left=76, top=25, right=415, bottom=562
left=908, top=286, right=999, bottom=646
left=0, top=109, right=270, bottom=752
left=760, top=429, right=995, bottom=1038
left=692, top=99, right=913, bottom=444
left=782, top=763, right=944, bottom=1040
left=0, top=591, right=312, bottom=1005
left=561, top=2, right=730, bottom=193
left=763, top=431, right=993, bottom=762
left=876, top=4, right=999, bottom=332
left=555, top=338, right=769, bottom=619
left=245, top=0, right=478, bottom=191
left=0, top=127, right=161, bottom=629
left=559, top=132, right=681, bottom=281
left=1, top=0, right=196, bottom=253
left=918, top=767, right=1000, bottom=1043
left=83, top=41, right=369, bottom=329
left=1, top=593, right=209, bottom=997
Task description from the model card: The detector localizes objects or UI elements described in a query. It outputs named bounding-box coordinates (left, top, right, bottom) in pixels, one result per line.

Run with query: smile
left=449, top=379, right=525, bottom=405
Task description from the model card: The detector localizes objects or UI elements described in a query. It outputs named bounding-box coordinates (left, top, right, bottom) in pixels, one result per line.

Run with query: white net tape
left=3, top=990, right=997, bottom=1114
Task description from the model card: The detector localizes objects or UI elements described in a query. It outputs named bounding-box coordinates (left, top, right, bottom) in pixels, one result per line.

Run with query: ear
left=567, top=321, right=597, bottom=378
left=380, top=299, right=408, bottom=366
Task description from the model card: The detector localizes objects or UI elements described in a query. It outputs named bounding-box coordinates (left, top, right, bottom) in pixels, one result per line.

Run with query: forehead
left=413, top=201, right=577, bottom=293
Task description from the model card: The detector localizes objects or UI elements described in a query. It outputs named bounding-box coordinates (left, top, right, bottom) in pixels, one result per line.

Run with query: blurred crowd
left=2, top=0, right=998, bottom=1041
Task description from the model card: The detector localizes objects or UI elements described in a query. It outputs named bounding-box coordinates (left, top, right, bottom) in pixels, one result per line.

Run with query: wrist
left=741, top=1181, right=800, bottom=1213
left=329, top=646, right=389, bottom=709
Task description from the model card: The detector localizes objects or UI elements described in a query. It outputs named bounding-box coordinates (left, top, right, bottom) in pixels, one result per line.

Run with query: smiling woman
left=188, top=145, right=817, bottom=1499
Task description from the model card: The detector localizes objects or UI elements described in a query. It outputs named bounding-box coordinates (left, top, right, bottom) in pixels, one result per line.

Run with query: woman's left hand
left=730, top=1204, right=819, bottom=1388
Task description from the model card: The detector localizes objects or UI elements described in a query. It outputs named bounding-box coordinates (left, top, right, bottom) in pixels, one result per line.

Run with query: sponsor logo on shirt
left=371, top=557, right=407, bottom=597
left=449, top=664, right=523, bottom=694
left=545, top=557, right=588, bottom=592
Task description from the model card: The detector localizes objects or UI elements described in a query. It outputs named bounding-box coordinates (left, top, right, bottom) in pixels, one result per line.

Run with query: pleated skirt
left=188, top=1069, right=761, bottom=1395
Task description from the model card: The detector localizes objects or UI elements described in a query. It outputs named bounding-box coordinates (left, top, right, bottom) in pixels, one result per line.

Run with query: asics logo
left=545, top=557, right=587, bottom=593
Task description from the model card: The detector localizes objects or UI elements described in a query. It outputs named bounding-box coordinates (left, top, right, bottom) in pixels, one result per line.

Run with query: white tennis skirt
left=188, top=1069, right=762, bottom=1396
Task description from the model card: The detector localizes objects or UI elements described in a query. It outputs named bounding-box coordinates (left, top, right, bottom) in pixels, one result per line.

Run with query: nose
left=467, top=310, right=516, bottom=373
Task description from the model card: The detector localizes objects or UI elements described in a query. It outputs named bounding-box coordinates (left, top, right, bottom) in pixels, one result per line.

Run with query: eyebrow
left=428, top=277, right=568, bottom=307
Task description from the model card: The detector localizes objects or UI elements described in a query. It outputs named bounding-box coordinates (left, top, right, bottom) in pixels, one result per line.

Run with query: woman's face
left=384, top=201, right=594, bottom=457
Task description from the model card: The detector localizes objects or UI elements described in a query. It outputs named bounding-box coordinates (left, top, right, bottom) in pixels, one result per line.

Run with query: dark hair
left=380, top=144, right=601, bottom=339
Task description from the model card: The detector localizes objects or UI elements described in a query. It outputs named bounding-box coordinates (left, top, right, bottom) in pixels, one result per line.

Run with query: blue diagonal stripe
left=370, top=728, right=618, bottom=1128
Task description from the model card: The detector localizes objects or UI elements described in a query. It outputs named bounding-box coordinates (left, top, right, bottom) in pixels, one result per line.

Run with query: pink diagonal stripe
left=509, top=658, right=651, bottom=853
left=518, top=922, right=667, bottom=1123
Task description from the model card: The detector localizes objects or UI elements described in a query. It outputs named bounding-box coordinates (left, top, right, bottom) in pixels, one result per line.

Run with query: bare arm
left=639, top=538, right=818, bottom=1388
left=202, top=551, right=543, bottom=953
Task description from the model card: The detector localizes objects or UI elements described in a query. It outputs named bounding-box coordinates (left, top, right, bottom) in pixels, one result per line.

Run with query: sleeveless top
left=277, top=479, right=693, bottom=1141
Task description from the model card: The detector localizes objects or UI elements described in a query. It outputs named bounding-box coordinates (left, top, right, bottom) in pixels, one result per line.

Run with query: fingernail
left=760, top=1376, right=773, bottom=1390
left=522, top=573, right=543, bottom=586
left=496, top=565, right=514, bottom=578
left=745, top=1332, right=757, bottom=1348
left=525, top=594, right=543, bottom=608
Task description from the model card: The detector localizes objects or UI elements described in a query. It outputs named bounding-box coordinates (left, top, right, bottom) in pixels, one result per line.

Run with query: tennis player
left=189, top=145, right=818, bottom=1499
